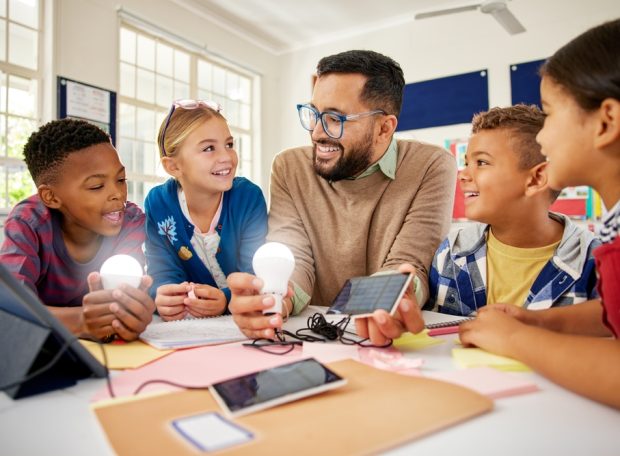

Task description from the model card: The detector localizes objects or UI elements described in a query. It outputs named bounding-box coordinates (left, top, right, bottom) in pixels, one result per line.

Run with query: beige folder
left=93, top=359, right=493, bottom=455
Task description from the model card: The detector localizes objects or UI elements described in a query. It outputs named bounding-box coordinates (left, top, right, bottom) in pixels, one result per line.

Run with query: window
left=118, top=25, right=258, bottom=206
left=0, top=0, right=41, bottom=211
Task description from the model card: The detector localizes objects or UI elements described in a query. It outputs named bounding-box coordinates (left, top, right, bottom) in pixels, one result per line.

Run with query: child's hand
left=459, top=310, right=526, bottom=357
left=82, top=273, right=155, bottom=341
left=156, top=282, right=192, bottom=321
left=480, top=303, right=542, bottom=327
left=184, top=283, right=227, bottom=318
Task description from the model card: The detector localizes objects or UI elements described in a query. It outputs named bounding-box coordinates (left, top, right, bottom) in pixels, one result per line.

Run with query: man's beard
left=312, top=129, right=374, bottom=182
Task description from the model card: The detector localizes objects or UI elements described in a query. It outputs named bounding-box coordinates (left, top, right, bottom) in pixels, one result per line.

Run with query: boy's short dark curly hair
left=23, top=118, right=111, bottom=185
left=471, top=104, right=561, bottom=201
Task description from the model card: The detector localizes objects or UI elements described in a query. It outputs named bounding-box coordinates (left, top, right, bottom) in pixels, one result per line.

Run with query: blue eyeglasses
left=296, top=104, right=385, bottom=139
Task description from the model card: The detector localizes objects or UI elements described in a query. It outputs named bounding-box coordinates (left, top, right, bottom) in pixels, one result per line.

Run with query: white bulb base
left=262, top=293, right=283, bottom=315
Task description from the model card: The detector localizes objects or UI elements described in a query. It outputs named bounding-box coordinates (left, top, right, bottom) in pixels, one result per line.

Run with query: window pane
left=118, top=103, right=135, bottom=138
left=226, top=72, right=239, bottom=99
left=0, top=19, right=6, bottom=61
left=0, top=71, right=7, bottom=111
left=119, top=28, right=136, bottom=64
left=174, top=50, right=189, bottom=82
left=7, top=115, right=35, bottom=158
left=239, top=77, right=250, bottom=103
left=0, top=166, right=6, bottom=208
left=136, top=68, right=155, bottom=103
left=197, top=60, right=212, bottom=90
left=156, top=74, right=173, bottom=107
left=8, top=162, right=34, bottom=205
left=238, top=133, right=251, bottom=163
left=0, top=114, right=6, bottom=156
left=213, top=66, right=225, bottom=95
left=136, top=34, right=155, bottom=70
left=142, top=141, right=157, bottom=175
left=198, top=88, right=212, bottom=101
left=7, top=74, right=36, bottom=117
left=135, top=140, right=144, bottom=175
left=174, top=81, right=189, bottom=100
left=156, top=43, right=173, bottom=77
left=118, top=139, right=134, bottom=170
left=9, top=0, right=38, bottom=29
left=0, top=0, right=6, bottom=17
left=227, top=99, right=240, bottom=128
left=240, top=103, right=250, bottom=130
left=136, top=107, right=155, bottom=142
left=8, top=23, right=37, bottom=69
left=119, top=62, right=135, bottom=98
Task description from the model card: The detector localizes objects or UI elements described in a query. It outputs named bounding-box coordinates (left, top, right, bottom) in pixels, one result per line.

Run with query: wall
left=50, top=0, right=620, bottom=194
left=52, top=0, right=282, bottom=190
left=276, top=0, right=620, bottom=155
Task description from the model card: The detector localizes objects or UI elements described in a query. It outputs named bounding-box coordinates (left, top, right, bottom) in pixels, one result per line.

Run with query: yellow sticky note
left=393, top=330, right=445, bottom=351
left=452, top=348, right=531, bottom=372
left=80, top=339, right=173, bottom=370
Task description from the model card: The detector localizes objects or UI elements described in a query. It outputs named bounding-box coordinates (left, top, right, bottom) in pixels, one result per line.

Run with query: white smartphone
left=327, top=272, right=414, bottom=319
left=209, top=358, right=347, bottom=418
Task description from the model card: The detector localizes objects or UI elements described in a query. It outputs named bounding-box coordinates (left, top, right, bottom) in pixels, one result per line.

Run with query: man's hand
left=355, top=263, right=425, bottom=345
left=227, top=272, right=293, bottom=340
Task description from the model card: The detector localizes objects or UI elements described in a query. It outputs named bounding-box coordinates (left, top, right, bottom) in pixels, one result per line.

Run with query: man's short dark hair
left=471, top=104, right=561, bottom=201
left=24, top=118, right=111, bottom=185
left=316, top=50, right=405, bottom=117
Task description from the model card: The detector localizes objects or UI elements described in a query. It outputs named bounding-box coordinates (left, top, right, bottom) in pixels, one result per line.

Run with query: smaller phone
left=209, top=358, right=347, bottom=418
left=327, top=272, right=413, bottom=319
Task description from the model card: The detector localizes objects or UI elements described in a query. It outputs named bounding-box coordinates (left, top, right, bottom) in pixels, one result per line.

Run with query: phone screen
left=327, top=273, right=412, bottom=318
left=210, top=358, right=346, bottom=417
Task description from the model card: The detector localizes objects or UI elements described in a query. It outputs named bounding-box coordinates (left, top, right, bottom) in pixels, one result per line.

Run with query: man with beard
left=227, top=50, right=456, bottom=345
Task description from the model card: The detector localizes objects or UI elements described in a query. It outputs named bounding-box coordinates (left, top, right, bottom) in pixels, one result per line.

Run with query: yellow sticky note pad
left=80, top=339, right=173, bottom=370
left=393, top=330, right=445, bottom=351
left=452, top=348, right=531, bottom=372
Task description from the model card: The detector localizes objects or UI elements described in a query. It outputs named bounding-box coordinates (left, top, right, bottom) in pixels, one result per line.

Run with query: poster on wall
left=57, top=77, right=117, bottom=145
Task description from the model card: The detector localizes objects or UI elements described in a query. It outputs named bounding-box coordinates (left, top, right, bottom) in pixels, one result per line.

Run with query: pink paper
left=425, top=367, right=539, bottom=399
left=358, top=347, right=423, bottom=376
left=302, top=342, right=360, bottom=363
left=92, top=341, right=305, bottom=401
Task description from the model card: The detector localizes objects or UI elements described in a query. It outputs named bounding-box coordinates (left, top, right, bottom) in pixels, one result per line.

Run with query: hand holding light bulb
left=99, top=254, right=144, bottom=289
left=252, top=242, right=295, bottom=315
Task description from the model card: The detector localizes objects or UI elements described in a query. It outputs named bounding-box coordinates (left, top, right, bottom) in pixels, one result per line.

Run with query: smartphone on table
left=209, top=358, right=347, bottom=418
left=327, top=272, right=413, bottom=318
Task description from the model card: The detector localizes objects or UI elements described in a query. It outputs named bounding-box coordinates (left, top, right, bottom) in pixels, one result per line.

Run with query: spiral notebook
left=422, top=311, right=474, bottom=329
left=140, top=315, right=247, bottom=350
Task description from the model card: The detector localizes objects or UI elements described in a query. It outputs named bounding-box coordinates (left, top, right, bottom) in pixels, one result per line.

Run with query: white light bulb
left=100, top=254, right=143, bottom=290
left=252, top=242, right=295, bottom=315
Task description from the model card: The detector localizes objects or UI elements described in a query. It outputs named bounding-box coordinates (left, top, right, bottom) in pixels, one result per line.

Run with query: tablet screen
left=327, top=273, right=412, bottom=318
left=210, top=358, right=346, bottom=417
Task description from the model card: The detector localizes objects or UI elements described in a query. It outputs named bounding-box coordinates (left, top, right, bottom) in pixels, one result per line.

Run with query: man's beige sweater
left=267, top=139, right=456, bottom=309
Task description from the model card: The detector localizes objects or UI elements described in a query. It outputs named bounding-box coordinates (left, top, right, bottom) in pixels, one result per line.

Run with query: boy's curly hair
left=23, top=118, right=111, bottom=185
left=471, top=104, right=546, bottom=170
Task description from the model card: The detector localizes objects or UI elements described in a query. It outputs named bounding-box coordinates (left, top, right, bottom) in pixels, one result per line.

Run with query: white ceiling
left=173, top=0, right=513, bottom=54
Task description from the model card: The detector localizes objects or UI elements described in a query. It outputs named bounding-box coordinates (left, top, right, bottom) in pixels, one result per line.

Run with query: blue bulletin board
left=57, top=76, right=117, bottom=145
left=510, top=58, right=546, bottom=107
left=397, top=70, right=489, bottom=131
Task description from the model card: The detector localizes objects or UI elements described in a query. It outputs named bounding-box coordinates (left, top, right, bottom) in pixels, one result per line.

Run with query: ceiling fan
left=415, top=0, right=526, bottom=35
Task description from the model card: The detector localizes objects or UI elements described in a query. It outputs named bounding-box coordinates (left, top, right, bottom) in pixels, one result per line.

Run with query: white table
left=1, top=316, right=619, bottom=456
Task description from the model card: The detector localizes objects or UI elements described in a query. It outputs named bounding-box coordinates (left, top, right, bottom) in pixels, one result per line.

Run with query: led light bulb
left=100, top=254, right=143, bottom=290
left=252, top=242, right=295, bottom=315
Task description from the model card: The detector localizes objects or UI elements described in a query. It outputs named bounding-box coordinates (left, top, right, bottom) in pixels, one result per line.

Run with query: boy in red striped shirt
left=0, top=119, right=154, bottom=341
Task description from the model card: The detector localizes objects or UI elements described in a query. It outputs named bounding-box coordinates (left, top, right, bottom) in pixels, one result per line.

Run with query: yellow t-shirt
left=486, top=230, right=560, bottom=307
